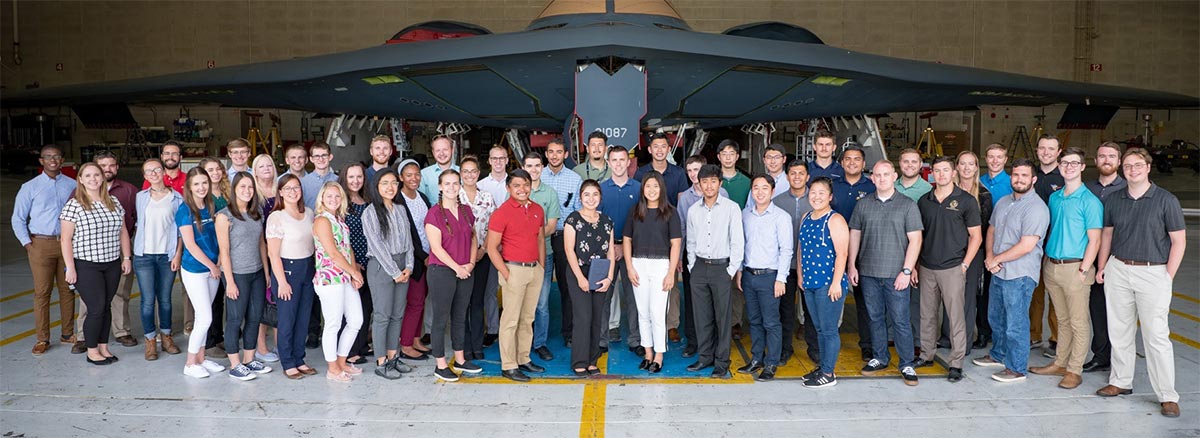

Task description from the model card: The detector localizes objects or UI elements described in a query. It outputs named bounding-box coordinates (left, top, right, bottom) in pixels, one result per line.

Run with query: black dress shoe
left=638, top=359, right=651, bottom=370
left=687, top=361, right=713, bottom=372
left=1082, top=360, right=1111, bottom=373
left=305, top=338, right=320, bottom=349
left=711, top=367, right=730, bottom=379
left=420, top=334, right=432, bottom=346
left=608, top=328, right=621, bottom=342
left=947, top=367, right=963, bottom=382
left=681, top=346, right=696, bottom=358
left=756, top=365, right=777, bottom=381
left=913, top=359, right=935, bottom=368
left=86, top=356, right=112, bottom=366
left=535, top=346, right=554, bottom=361
left=564, top=338, right=573, bottom=349
left=502, top=369, right=530, bottom=382
left=399, top=351, right=429, bottom=361
left=737, top=360, right=764, bottom=374
left=972, top=339, right=989, bottom=349
left=649, top=361, right=663, bottom=373
left=860, top=350, right=873, bottom=361
left=518, top=362, right=545, bottom=374
left=630, top=345, right=646, bottom=356
left=780, top=351, right=793, bottom=366
left=482, top=334, right=498, bottom=347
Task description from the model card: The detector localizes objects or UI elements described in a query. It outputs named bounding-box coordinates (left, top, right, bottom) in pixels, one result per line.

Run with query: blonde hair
left=251, top=153, right=278, bottom=200
left=314, top=181, right=348, bottom=218
left=954, top=150, right=981, bottom=203
left=74, top=162, right=117, bottom=212
left=198, top=157, right=230, bottom=200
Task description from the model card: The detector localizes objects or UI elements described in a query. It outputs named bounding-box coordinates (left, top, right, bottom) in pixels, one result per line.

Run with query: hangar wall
left=1, top=0, right=1196, bottom=155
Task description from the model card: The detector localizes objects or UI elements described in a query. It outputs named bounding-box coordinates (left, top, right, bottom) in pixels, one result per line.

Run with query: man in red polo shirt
left=142, top=141, right=186, bottom=193
left=486, top=169, right=548, bottom=382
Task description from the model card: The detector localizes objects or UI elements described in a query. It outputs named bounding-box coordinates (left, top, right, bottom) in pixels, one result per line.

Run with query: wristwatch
left=901, top=268, right=912, bottom=275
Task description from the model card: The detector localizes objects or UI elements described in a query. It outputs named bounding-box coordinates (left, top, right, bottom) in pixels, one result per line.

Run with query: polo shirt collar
left=1121, top=183, right=1159, bottom=199
left=1097, top=175, right=1126, bottom=188
left=925, top=185, right=965, bottom=203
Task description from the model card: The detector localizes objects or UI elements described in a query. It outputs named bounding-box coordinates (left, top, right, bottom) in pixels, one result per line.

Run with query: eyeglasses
left=143, top=167, right=164, bottom=175
left=1122, top=162, right=1147, bottom=171
left=763, top=154, right=785, bottom=161
left=280, top=186, right=302, bottom=192
left=1059, top=160, right=1083, bottom=169
left=378, top=180, right=400, bottom=187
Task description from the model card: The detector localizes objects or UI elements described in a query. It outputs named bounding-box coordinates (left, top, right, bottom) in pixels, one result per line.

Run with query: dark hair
left=524, top=150, right=546, bottom=166
left=931, top=155, right=956, bottom=168
left=40, top=144, right=61, bottom=156
left=227, top=172, right=262, bottom=221
left=339, top=162, right=367, bottom=202
left=814, top=130, right=835, bottom=142
left=366, top=168, right=401, bottom=237
left=1061, top=146, right=1087, bottom=161
left=546, top=137, right=566, bottom=149
left=1038, top=133, right=1060, bottom=144
left=93, top=150, right=118, bottom=163
left=786, top=158, right=809, bottom=172
left=698, top=164, right=721, bottom=180
left=685, top=155, right=708, bottom=167
left=751, top=173, right=776, bottom=190
left=580, top=179, right=602, bottom=204
left=507, top=168, right=532, bottom=186
left=161, top=140, right=183, bottom=152
left=809, top=176, right=834, bottom=192
left=460, top=155, right=480, bottom=171
left=648, top=132, right=670, bottom=143
left=587, top=131, right=608, bottom=143
left=765, top=143, right=786, bottom=157
left=310, top=142, right=331, bottom=153
left=633, top=170, right=675, bottom=222
left=606, top=145, right=628, bottom=159
left=841, top=145, right=865, bottom=160
left=1011, top=157, right=1037, bottom=173
left=717, top=139, right=739, bottom=153
left=273, top=173, right=305, bottom=214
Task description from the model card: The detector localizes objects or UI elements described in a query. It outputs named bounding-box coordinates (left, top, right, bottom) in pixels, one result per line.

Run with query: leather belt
left=30, top=234, right=59, bottom=240
left=506, top=261, right=538, bottom=267
left=1048, top=258, right=1082, bottom=265
left=696, top=257, right=729, bottom=265
left=745, top=268, right=777, bottom=276
left=1115, top=257, right=1165, bottom=267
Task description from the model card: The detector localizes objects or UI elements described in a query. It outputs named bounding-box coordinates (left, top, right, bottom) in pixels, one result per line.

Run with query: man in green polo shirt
left=1028, top=147, right=1102, bottom=390
left=522, top=151, right=561, bottom=362
left=896, top=148, right=932, bottom=201
left=717, top=139, right=751, bottom=209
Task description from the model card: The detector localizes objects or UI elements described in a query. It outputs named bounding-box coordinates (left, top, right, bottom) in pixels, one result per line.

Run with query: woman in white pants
left=177, top=168, right=225, bottom=378
left=622, top=171, right=682, bottom=373
left=312, top=181, right=365, bottom=382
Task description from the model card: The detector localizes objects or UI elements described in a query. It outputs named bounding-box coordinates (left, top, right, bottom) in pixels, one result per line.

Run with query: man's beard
left=1013, top=183, right=1032, bottom=194
left=165, top=160, right=179, bottom=170
left=1097, top=164, right=1117, bottom=177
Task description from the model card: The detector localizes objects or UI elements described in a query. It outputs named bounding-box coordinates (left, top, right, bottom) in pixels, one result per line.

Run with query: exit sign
left=1089, top=63, right=1103, bottom=72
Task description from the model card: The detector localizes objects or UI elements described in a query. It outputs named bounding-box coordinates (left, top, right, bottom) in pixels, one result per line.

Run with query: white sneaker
left=200, top=360, right=225, bottom=373
left=255, top=350, right=280, bottom=362
left=184, top=364, right=210, bottom=379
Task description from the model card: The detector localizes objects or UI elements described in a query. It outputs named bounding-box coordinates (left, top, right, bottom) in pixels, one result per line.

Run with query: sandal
left=325, top=371, right=352, bottom=382
left=298, top=365, right=318, bottom=375
left=285, top=370, right=306, bottom=380
left=344, top=364, right=363, bottom=375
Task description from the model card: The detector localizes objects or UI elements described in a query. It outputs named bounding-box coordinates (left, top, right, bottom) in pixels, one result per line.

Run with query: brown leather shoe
left=1161, top=402, right=1180, bottom=418
left=1096, top=384, right=1132, bottom=397
left=116, top=335, right=138, bottom=347
left=1029, top=364, right=1067, bottom=376
left=145, top=338, right=159, bottom=361
left=161, top=335, right=182, bottom=355
left=60, top=335, right=76, bottom=345
left=71, top=341, right=87, bottom=354
left=31, top=341, right=49, bottom=356
left=1058, top=373, right=1082, bottom=389
left=668, top=328, right=681, bottom=343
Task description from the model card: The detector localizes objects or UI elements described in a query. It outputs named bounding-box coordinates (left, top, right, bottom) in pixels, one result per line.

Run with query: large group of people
left=10, top=130, right=1185, bottom=417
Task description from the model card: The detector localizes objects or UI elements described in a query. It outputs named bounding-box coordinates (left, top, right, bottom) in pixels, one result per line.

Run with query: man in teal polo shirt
left=1028, top=147, right=1102, bottom=389
left=981, top=143, right=1012, bottom=206
left=419, top=136, right=460, bottom=203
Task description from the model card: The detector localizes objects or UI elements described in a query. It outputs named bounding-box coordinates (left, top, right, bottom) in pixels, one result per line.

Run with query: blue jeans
left=804, top=284, right=845, bottom=374
left=861, top=276, right=915, bottom=368
left=988, top=276, right=1036, bottom=374
left=277, top=258, right=316, bottom=371
left=134, top=254, right=175, bottom=339
left=741, top=271, right=782, bottom=366
left=533, top=252, right=554, bottom=349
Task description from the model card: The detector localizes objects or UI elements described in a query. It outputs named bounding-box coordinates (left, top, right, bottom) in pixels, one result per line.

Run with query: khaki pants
left=1043, top=260, right=1093, bottom=374
left=666, top=277, right=680, bottom=330
left=919, top=266, right=967, bottom=369
left=76, top=271, right=135, bottom=341
left=1029, top=280, right=1058, bottom=344
left=498, top=265, right=544, bottom=370
left=28, top=239, right=75, bottom=343
left=1105, top=257, right=1177, bottom=403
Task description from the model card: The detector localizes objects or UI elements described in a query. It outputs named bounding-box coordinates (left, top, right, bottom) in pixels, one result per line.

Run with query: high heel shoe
left=638, top=359, right=651, bottom=370
left=649, top=361, right=663, bottom=373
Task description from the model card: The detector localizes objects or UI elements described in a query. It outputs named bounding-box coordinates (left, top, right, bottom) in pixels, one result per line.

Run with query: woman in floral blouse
left=562, top=179, right=615, bottom=376
left=457, top=156, right=497, bottom=360
left=311, top=181, right=365, bottom=382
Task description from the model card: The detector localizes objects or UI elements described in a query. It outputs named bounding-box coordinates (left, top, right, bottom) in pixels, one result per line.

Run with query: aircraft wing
left=4, top=22, right=1196, bottom=131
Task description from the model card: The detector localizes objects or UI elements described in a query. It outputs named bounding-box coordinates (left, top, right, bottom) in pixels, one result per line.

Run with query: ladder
left=1008, top=125, right=1033, bottom=159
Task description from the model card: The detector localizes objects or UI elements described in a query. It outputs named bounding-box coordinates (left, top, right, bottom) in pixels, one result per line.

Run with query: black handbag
left=261, top=283, right=279, bottom=328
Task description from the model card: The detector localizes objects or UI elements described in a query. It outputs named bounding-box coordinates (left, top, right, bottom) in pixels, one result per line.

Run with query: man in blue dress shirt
left=598, top=146, right=642, bottom=354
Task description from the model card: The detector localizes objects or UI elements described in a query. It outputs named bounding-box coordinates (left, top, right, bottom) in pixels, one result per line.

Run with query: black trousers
left=464, top=260, right=492, bottom=355
left=338, top=278, right=372, bottom=358
left=679, top=248, right=699, bottom=351
left=568, top=263, right=607, bottom=369
left=551, top=233, right=574, bottom=339
left=852, top=282, right=871, bottom=354
left=307, top=290, right=323, bottom=344
left=206, top=280, right=225, bottom=348
left=76, top=259, right=121, bottom=348
left=691, top=261, right=732, bottom=370
left=226, top=270, right=266, bottom=353
left=779, top=270, right=798, bottom=358
left=790, top=271, right=819, bottom=361
left=977, top=263, right=994, bottom=343
left=1088, top=280, right=1111, bottom=364
left=427, top=264, right=474, bottom=359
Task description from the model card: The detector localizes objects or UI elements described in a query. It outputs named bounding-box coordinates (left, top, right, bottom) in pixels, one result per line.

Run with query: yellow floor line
left=1175, top=292, right=1200, bottom=305
left=0, top=320, right=61, bottom=347
left=0, top=300, right=60, bottom=323
left=1171, top=309, right=1200, bottom=324
left=1170, top=333, right=1200, bottom=350
left=579, top=382, right=606, bottom=438
left=0, top=289, right=35, bottom=303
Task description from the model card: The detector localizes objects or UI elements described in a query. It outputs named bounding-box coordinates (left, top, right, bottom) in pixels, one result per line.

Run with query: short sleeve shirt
left=849, top=193, right=923, bottom=278
left=266, top=209, right=316, bottom=259
left=313, top=211, right=352, bottom=286
left=1103, top=184, right=1185, bottom=264
left=60, top=197, right=125, bottom=263
left=176, top=203, right=219, bottom=273
left=990, top=193, right=1050, bottom=281
left=918, top=186, right=982, bottom=270
left=599, top=178, right=641, bottom=240
left=831, top=177, right=876, bottom=221
left=623, top=207, right=682, bottom=259
left=1045, top=187, right=1103, bottom=260
left=720, top=171, right=751, bottom=209
left=216, top=207, right=264, bottom=274
left=425, top=204, right=476, bottom=266
left=565, top=211, right=614, bottom=267
left=488, top=199, right=545, bottom=263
